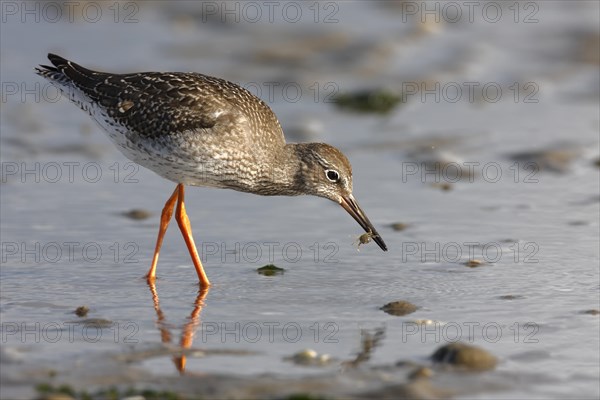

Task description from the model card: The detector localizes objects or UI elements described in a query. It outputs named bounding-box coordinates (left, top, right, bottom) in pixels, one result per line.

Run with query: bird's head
left=294, top=143, right=388, bottom=251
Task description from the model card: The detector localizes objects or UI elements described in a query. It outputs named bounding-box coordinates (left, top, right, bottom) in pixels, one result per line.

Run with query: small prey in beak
left=340, top=195, right=387, bottom=251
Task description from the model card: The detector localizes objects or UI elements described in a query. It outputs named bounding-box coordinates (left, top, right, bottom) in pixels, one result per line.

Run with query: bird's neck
left=257, top=143, right=309, bottom=196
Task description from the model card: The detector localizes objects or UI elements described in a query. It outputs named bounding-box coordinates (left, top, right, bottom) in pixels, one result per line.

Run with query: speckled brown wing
left=38, top=54, right=263, bottom=140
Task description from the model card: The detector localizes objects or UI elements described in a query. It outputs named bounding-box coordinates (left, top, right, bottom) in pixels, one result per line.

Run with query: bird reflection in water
left=147, top=282, right=210, bottom=373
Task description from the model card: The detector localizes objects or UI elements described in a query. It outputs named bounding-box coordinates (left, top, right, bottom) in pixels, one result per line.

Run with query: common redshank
left=36, top=54, right=387, bottom=287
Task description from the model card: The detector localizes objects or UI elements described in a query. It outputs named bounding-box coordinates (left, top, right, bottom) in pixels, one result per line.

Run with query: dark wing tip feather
left=36, top=55, right=76, bottom=84
left=45, top=53, right=85, bottom=75
left=43, top=53, right=105, bottom=91
left=47, top=53, right=69, bottom=69
left=35, top=55, right=63, bottom=77
left=35, top=54, right=68, bottom=77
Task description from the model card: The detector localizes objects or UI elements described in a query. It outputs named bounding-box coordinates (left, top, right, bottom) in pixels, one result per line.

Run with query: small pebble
left=380, top=301, right=418, bottom=316
left=318, top=354, right=331, bottom=364
left=256, top=264, right=285, bottom=276
left=581, top=309, right=599, bottom=315
left=285, top=349, right=332, bottom=366
left=74, top=306, right=89, bottom=317
left=409, top=366, right=434, bottom=380
left=122, top=209, right=151, bottom=220
left=390, top=222, right=409, bottom=231
left=294, top=349, right=317, bottom=361
left=568, top=220, right=588, bottom=226
left=498, top=295, right=524, bottom=300
left=464, top=259, right=485, bottom=268
left=430, top=182, right=453, bottom=191
left=431, top=343, right=497, bottom=371
left=77, top=318, right=113, bottom=328
left=411, top=319, right=436, bottom=325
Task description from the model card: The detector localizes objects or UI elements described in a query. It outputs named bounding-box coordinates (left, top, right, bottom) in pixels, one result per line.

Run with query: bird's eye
left=325, top=169, right=340, bottom=182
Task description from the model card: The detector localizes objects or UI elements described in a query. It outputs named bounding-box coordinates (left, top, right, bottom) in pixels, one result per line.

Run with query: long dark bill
left=340, top=195, right=388, bottom=251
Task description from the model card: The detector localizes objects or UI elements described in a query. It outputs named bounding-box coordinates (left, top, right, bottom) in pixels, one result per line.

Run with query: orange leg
left=175, top=185, right=211, bottom=287
left=146, top=185, right=180, bottom=283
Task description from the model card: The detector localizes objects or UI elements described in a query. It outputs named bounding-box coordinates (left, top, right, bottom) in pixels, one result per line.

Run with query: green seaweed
left=334, top=89, right=403, bottom=114
left=257, top=264, right=285, bottom=276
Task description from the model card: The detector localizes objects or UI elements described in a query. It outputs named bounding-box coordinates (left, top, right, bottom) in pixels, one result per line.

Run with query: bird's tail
left=35, top=54, right=99, bottom=115
left=34, top=53, right=74, bottom=87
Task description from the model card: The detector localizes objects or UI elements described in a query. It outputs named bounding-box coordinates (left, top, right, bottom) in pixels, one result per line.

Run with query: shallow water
left=1, top=1, right=599, bottom=399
